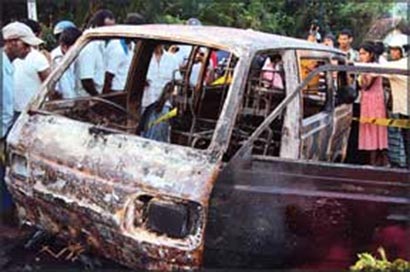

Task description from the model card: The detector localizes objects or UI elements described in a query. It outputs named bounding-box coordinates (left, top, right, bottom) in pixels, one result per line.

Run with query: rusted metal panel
left=328, top=104, right=352, bottom=162
left=87, top=25, right=344, bottom=56
left=209, top=55, right=252, bottom=156
left=6, top=112, right=220, bottom=270
left=300, top=112, right=333, bottom=160
left=280, top=50, right=301, bottom=159
left=9, top=113, right=218, bottom=202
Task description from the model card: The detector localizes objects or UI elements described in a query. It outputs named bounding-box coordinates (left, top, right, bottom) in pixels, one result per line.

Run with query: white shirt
left=173, top=45, right=192, bottom=67
left=56, top=65, right=77, bottom=99
left=345, top=48, right=359, bottom=62
left=2, top=51, right=14, bottom=137
left=74, top=40, right=105, bottom=97
left=105, top=39, right=133, bottom=91
left=142, top=51, right=180, bottom=108
left=51, top=46, right=63, bottom=68
left=381, top=58, right=409, bottom=116
left=51, top=46, right=76, bottom=99
left=190, top=62, right=201, bottom=86
left=189, top=61, right=213, bottom=87
left=356, top=58, right=409, bottom=115
left=13, top=48, right=50, bottom=112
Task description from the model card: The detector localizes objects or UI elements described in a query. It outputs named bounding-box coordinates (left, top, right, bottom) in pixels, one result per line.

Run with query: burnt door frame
left=298, top=54, right=335, bottom=161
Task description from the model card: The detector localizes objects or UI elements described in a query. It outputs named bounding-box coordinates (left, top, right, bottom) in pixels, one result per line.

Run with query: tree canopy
left=2, top=0, right=401, bottom=49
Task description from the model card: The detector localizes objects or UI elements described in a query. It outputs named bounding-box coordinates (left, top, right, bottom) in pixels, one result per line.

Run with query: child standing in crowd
left=358, top=42, right=388, bottom=166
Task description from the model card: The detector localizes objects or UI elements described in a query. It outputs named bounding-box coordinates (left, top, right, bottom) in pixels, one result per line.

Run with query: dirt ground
left=0, top=220, right=129, bottom=271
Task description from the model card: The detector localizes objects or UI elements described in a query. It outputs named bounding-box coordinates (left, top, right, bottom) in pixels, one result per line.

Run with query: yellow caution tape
left=211, top=74, right=232, bottom=85
left=148, top=108, right=178, bottom=128
left=353, top=117, right=410, bottom=129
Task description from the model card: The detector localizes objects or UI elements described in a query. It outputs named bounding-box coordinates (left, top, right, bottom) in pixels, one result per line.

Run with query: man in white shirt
left=101, top=13, right=145, bottom=94
left=139, top=46, right=180, bottom=142
left=74, top=40, right=105, bottom=96
left=55, top=27, right=82, bottom=99
left=1, top=21, right=44, bottom=215
left=377, top=57, right=410, bottom=169
left=338, top=29, right=359, bottom=62
left=11, top=24, right=50, bottom=114
left=2, top=22, right=43, bottom=136
left=50, top=20, right=76, bottom=69
left=102, top=13, right=142, bottom=94
left=74, top=9, right=116, bottom=97
left=102, top=39, right=133, bottom=93
left=142, top=45, right=180, bottom=109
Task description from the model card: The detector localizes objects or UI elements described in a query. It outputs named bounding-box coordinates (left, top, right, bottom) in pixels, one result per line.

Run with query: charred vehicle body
left=5, top=25, right=410, bottom=270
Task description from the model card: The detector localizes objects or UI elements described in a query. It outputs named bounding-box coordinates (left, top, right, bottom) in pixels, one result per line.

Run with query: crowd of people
left=306, top=23, right=409, bottom=169
left=0, top=9, right=143, bottom=214
left=1, top=12, right=409, bottom=168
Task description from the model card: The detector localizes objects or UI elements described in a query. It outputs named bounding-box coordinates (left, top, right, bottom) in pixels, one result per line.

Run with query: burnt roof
left=85, top=24, right=343, bottom=56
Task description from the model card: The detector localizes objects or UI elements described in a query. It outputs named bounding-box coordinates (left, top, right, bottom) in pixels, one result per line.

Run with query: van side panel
left=204, top=156, right=410, bottom=268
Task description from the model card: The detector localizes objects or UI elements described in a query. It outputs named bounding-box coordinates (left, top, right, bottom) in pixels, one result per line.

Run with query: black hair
left=324, top=33, right=336, bottom=44
left=59, top=27, right=82, bottom=47
left=0, top=31, right=4, bottom=47
left=19, top=18, right=41, bottom=36
left=373, top=40, right=385, bottom=57
left=339, top=28, right=353, bottom=38
left=359, top=41, right=376, bottom=62
left=125, top=13, right=145, bottom=25
left=88, top=9, right=115, bottom=28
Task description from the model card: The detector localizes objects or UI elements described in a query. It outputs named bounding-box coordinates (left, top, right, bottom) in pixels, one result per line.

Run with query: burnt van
left=6, top=25, right=409, bottom=270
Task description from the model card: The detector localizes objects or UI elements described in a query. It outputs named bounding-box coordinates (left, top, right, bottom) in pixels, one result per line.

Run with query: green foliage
left=40, top=23, right=56, bottom=51
left=3, top=0, right=398, bottom=48
left=350, top=247, right=410, bottom=272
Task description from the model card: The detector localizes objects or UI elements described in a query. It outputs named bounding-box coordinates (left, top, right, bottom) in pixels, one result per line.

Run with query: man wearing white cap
left=8, top=21, right=50, bottom=116
left=1, top=21, right=44, bottom=216
left=2, top=21, right=45, bottom=130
